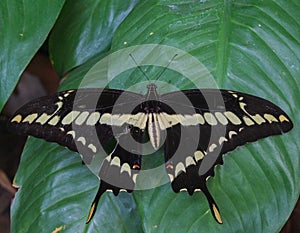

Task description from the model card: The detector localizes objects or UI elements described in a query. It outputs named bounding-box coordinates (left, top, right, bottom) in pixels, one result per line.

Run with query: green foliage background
left=0, top=0, right=299, bottom=232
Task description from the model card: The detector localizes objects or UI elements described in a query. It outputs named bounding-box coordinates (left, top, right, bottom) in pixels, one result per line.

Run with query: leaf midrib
left=215, top=0, right=232, bottom=86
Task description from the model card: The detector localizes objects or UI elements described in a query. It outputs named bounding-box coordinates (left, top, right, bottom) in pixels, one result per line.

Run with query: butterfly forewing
left=161, top=89, right=293, bottom=154
left=8, top=89, right=144, bottom=159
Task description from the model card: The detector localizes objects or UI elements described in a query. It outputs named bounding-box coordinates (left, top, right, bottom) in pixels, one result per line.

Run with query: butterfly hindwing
left=87, top=125, right=144, bottom=223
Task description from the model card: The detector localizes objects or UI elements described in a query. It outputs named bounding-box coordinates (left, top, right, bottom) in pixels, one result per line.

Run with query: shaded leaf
left=0, top=0, right=66, bottom=111
left=49, top=0, right=139, bottom=76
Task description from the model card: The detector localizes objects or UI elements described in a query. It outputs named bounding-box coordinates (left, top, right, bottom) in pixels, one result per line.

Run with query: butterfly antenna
left=129, top=53, right=151, bottom=82
left=154, top=53, right=178, bottom=83
left=129, top=53, right=178, bottom=83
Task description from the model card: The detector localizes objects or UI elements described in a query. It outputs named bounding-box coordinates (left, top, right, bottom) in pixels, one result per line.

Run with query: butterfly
left=7, top=82, right=293, bottom=224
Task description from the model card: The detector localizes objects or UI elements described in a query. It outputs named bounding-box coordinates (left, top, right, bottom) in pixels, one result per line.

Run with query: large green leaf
left=0, top=0, right=66, bottom=112
left=11, top=0, right=299, bottom=233
left=48, top=0, right=139, bottom=76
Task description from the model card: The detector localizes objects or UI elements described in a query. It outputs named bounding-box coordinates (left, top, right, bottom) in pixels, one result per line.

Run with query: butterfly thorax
left=127, top=84, right=165, bottom=150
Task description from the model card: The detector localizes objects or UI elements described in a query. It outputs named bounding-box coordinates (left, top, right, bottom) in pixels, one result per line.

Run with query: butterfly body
left=8, top=84, right=293, bottom=224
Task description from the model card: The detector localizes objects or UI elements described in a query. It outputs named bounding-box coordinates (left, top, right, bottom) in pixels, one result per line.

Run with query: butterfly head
left=145, top=83, right=159, bottom=101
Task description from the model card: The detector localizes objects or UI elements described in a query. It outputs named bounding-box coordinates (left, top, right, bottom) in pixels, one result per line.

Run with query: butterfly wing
left=7, top=88, right=146, bottom=222
left=160, top=89, right=293, bottom=223
left=8, top=88, right=143, bottom=160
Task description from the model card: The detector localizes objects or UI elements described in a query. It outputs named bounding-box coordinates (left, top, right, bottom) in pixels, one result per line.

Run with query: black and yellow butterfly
left=7, top=83, right=293, bottom=224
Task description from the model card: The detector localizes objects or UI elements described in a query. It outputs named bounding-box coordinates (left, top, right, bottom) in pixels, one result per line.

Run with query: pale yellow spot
left=23, top=113, right=38, bottom=123
left=191, top=114, right=204, bottom=125
left=228, top=131, right=237, bottom=139
left=214, top=112, right=228, bottom=125
left=196, top=114, right=205, bottom=125
left=177, top=114, right=188, bottom=125
left=104, top=155, right=111, bottom=163
left=110, top=114, right=121, bottom=123
left=120, top=163, right=131, bottom=176
left=212, top=204, right=223, bottom=224
left=185, top=156, right=196, bottom=167
left=36, top=113, right=52, bottom=125
left=56, top=101, right=63, bottom=110
left=88, top=143, right=97, bottom=153
left=194, top=151, right=204, bottom=161
left=161, top=113, right=180, bottom=126
left=204, top=112, right=218, bottom=125
left=208, top=143, right=217, bottom=152
left=62, top=111, right=80, bottom=125
left=218, top=136, right=228, bottom=145
left=177, top=114, right=202, bottom=126
left=224, top=111, right=242, bottom=125
left=102, top=114, right=118, bottom=125
left=48, top=116, right=60, bottom=126
left=149, top=32, right=154, bottom=36
left=264, top=114, right=278, bottom=123
left=86, top=112, right=101, bottom=125
left=243, top=116, right=255, bottom=126
left=175, top=162, right=186, bottom=177
left=100, top=113, right=112, bottom=125
left=110, top=156, right=121, bottom=167
left=168, top=174, right=174, bottom=182
left=123, top=41, right=128, bottom=45
left=75, top=111, right=89, bottom=125
left=239, top=102, right=265, bottom=124
left=66, top=130, right=76, bottom=139
left=117, top=114, right=131, bottom=125
left=77, top=136, right=86, bottom=145
left=252, top=114, right=266, bottom=124
left=279, top=115, right=289, bottom=123
left=11, top=114, right=22, bottom=123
